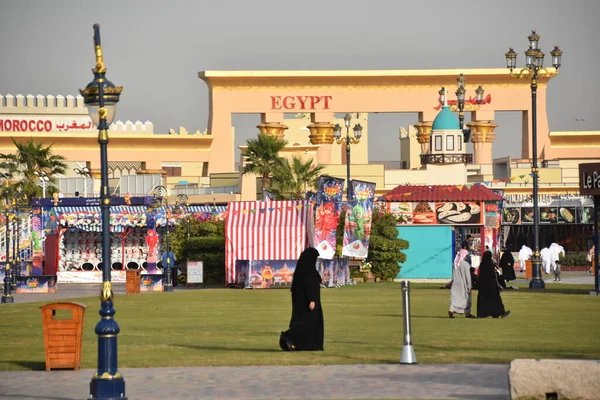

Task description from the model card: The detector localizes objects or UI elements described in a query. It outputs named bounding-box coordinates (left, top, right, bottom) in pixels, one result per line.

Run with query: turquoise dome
left=432, top=106, right=460, bottom=131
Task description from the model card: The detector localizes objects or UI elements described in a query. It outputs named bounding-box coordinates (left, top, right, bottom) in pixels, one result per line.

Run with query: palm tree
left=0, top=138, right=67, bottom=200
left=241, top=134, right=288, bottom=190
left=272, top=156, right=325, bottom=200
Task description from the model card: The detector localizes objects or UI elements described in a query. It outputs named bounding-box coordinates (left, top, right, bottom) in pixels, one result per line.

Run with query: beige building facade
left=1, top=68, right=599, bottom=202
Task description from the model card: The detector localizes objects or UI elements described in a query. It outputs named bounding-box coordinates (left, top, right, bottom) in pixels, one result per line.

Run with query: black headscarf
left=292, top=247, right=321, bottom=288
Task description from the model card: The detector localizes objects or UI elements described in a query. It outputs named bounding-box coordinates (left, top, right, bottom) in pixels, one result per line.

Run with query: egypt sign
left=579, top=163, right=600, bottom=196
left=270, top=95, right=332, bottom=110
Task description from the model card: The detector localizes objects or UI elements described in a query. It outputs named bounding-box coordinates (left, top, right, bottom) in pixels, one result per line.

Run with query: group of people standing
left=518, top=243, right=565, bottom=282
left=450, top=248, right=511, bottom=319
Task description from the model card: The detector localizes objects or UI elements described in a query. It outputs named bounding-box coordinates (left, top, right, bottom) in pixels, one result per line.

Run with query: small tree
left=367, top=205, right=409, bottom=280
left=271, top=156, right=325, bottom=200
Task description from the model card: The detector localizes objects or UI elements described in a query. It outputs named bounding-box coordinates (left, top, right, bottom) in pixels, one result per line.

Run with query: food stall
left=380, top=184, right=504, bottom=279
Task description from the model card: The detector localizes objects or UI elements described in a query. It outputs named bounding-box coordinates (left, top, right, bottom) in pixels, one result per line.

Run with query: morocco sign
left=0, top=116, right=95, bottom=132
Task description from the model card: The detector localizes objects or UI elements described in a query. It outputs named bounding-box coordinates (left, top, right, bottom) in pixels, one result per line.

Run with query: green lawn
left=0, top=282, right=599, bottom=371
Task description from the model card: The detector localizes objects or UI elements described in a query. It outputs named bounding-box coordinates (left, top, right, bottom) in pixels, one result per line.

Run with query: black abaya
left=477, top=252, right=508, bottom=318
left=499, top=250, right=516, bottom=281
left=280, top=247, right=324, bottom=351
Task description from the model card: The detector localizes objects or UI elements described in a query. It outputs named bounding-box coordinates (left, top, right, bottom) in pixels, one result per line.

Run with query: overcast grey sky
left=1, top=0, right=598, bottom=162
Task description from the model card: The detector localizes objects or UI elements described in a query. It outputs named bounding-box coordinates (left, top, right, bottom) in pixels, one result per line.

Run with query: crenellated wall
left=0, top=94, right=153, bottom=133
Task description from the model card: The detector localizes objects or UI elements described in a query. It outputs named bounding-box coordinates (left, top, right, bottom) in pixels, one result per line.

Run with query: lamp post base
left=89, top=378, right=127, bottom=400
left=164, top=284, right=173, bottom=292
left=528, top=258, right=546, bottom=289
left=1, top=295, right=14, bottom=304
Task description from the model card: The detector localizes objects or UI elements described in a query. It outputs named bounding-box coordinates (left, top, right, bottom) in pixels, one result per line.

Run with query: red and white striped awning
left=225, top=200, right=311, bottom=284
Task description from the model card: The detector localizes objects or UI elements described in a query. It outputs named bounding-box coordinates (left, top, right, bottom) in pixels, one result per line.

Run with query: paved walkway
left=0, top=364, right=510, bottom=400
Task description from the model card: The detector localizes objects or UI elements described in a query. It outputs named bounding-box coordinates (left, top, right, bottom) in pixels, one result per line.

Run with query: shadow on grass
left=1, top=360, right=46, bottom=371
left=173, top=344, right=281, bottom=353
left=373, top=314, right=451, bottom=319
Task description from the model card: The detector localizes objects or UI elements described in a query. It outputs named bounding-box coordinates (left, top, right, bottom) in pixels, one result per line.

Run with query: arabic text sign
left=186, top=261, right=204, bottom=284
left=0, top=116, right=95, bottom=132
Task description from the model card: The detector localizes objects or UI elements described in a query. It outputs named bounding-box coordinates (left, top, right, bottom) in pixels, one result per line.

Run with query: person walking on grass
left=477, top=251, right=511, bottom=319
left=279, top=247, right=324, bottom=351
left=449, top=249, right=476, bottom=319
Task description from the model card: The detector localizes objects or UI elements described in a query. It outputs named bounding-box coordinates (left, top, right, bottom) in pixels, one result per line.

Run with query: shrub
left=559, top=253, right=589, bottom=267
left=366, top=206, right=409, bottom=280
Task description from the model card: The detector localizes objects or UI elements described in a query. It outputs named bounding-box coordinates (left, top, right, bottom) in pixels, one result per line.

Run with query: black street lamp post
left=1, top=175, right=13, bottom=304
left=153, top=186, right=173, bottom=292
left=505, top=30, right=563, bottom=290
left=79, top=23, right=125, bottom=399
left=333, top=114, right=363, bottom=200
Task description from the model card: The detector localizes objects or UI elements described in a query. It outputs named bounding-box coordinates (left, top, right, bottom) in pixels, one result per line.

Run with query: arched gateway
left=199, top=68, right=566, bottom=175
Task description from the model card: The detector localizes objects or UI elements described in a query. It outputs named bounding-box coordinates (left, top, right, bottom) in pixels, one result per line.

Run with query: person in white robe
left=549, top=243, right=565, bottom=281
left=449, top=249, right=476, bottom=318
left=518, top=245, right=533, bottom=273
left=540, top=247, right=552, bottom=274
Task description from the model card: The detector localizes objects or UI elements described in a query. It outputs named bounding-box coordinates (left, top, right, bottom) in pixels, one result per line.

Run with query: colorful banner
left=248, top=259, right=296, bottom=289
left=388, top=201, right=483, bottom=226
left=317, top=257, right=350, bottom=287
left=140, top=274, right=164, bottom=292
left=16, top=276, right=58, bottom=293
left=342, top=180, right=376, bottom=258
left=57, top=270, right=127, bottom=283
left=313, top=176, right=345, bottom=259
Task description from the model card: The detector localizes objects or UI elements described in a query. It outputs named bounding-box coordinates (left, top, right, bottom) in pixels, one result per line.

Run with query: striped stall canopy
left=225, top=201, right=311, bottom=285
left=187, top=205, right=227, bottom=214
left=53, top=206, right=148, bottom=214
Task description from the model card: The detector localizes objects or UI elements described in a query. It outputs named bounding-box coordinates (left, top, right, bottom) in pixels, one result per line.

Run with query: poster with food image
left=389, top=202, right=413, bottom=225
left=557, top=207, right=576, bottom=224
left=502, top=207, right=521, bottom=224
left=412, top=202, right=436, bottom=224
left=435, top=202, right=482, bottom=225
left=521, top=207, right=534, bottom=224
left=539, top=207, right=558, bottom=223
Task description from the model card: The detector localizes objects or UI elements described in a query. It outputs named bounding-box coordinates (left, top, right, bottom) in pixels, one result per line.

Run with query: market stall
left=380, top=184, right=504, bottom=279
left=32, top=197, right=227, bottom=283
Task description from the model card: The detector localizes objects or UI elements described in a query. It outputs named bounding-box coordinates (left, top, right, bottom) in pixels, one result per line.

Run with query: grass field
left=0, top=281, right=599, bottom=371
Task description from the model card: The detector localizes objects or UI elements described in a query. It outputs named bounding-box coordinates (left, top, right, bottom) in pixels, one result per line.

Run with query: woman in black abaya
left=499, top=247, right=517, bottom=282
left=279, top=247, right=324, bottom=351
left=477, top=251, right=511, bottom=319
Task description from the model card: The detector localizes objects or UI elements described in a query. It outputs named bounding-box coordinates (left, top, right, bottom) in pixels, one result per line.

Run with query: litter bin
left=40, top=302, right=87, bottom=371
left=126, top=269, right=141, bottom=294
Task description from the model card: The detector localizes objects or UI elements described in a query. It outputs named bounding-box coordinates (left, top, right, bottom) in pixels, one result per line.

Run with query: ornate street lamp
left=333, top=114, right=363, bottom=200
left=176, top=194, right=190, bottom=238
left=505, top=30, right=563, bottom=290
left=74, top=166, right=92, bottom=197
left=10, top=185, right=28, bottom=289
left=33, top=171, right=50, bottom=198
left=79, top=24, right=125, bottom=399
left=438, top=74, right=485, bottom=142
left=1, top=174, right=13, bottom=304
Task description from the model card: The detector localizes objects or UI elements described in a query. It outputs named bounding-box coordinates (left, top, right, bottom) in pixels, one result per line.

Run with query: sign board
left=186, top=261, right=204, bottom=286
left=579, top=163, right=600, bottom=196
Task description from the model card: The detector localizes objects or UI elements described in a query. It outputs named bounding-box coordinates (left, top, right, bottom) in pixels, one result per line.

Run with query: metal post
left=42, top=180, right=46, bottom=199
left=14, top=211, right=21, bottom=286
left=2, top=189, right=13, bottom=303
left=529, top=68, right=545, bottom=289
left=164, top=216, right=173, bottom=292
left=592, top=196, right=599, bottom=295
left=400, top=280, right=417, bottom=364
left=87, top=24, right=126, bottom=400
left=345, top=130, right=352, bottom=201
left=84, top=175, right=88, bottom=197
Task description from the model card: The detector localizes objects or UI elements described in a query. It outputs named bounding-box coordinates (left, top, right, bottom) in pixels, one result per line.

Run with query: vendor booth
left=579, top=162, right=600, bottom=294
left=32, top=197, right=227, bottom=283
left=380, top=184, right=504, bottom=279
left=225, top=200, right=350, bottom=288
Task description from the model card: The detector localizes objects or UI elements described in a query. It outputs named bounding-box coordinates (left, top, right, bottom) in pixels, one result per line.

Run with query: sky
left=1, top=0, right=599, bottom=163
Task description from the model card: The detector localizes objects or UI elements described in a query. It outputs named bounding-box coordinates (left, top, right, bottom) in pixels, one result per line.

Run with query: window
left=457, top=135, right=463, bottom=151
left=163, top=166, right=182, bottom=177
left=434, top=135, right=442, bottom=151
left=446, top=135, right=454, bottom=151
